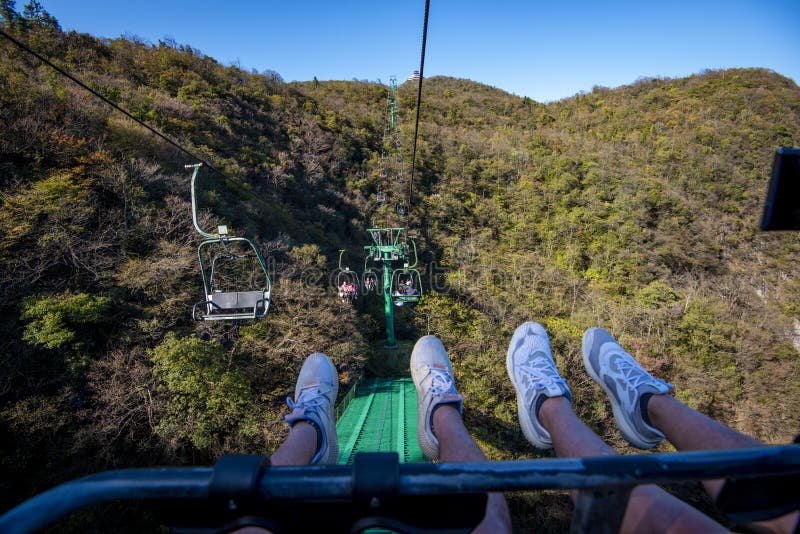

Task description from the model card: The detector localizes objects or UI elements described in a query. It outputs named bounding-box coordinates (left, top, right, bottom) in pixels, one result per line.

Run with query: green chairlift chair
left=335, top=250, right=359, bottom=301
left=391, top=239, right=422, bottom=306
left=187, top=164, right=272, bottom=321
left=362, top=255, right=380, bottom=294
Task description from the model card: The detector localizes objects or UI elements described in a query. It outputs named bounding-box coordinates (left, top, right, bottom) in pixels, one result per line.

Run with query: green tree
left=150, top=334, right=253, bottom=452
left=20, top=291, right=112, bottom=374
left=0, top=0, right=19, bottom=27
left=21, top=0, right=58, bottom=28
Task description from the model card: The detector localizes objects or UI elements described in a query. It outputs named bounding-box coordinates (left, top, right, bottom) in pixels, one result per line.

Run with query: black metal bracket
left=353, top=452, right=399, bottom=509
left=209, top=454, right=270, bottom=501
left=348, top=453, right=487, bottom=534
left=716, top=440, right=800, bottom=523
left=570, top=485, right=633, bottom=534
left=168, top=455, right=274, bottom=534
left=164, top=453, right=486, bottom=533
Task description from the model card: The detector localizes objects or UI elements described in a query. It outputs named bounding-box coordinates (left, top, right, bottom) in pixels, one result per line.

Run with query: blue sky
left=40, top=0, right=800, bottom=102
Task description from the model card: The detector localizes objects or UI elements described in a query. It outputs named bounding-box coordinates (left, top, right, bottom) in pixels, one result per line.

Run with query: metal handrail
left=334, top=370, right=365, bottom=421
left=2, top=445, right=798, bottom=534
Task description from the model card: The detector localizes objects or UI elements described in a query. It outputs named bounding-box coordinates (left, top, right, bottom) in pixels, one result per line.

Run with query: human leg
left=280, top=352, right=339, bottom=465
left=433, top=405, right=513, bottom=534
left=539, top=396, right=727, bottom=534
left=411, top=335, right=512, bottom=534
left=231, top=353, right=339, bottom=534
left=508, top=322, right=726, bottom=534
left=647, top=392, right=800, bottom=534
left=648, top=394, right=760, bottom=496
left=583, top=327, right=799, bottom=534
left=270, top=421, right=318, bottom=466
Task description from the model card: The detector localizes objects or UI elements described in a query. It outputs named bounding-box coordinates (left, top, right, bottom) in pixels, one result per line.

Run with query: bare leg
left=539, top=396, right=727, bottom=534
left=433, top=405, right=512, bottom=534
left=271, top=421, right=318, bottom=466
left=648, top=394, right=800, bottom=534
left=231, top=423, right=318, bottom=534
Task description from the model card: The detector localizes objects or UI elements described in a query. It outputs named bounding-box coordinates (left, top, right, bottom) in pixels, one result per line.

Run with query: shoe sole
left=410, top=337, right=446, bottom=461
left=506, top=322, right=552, bottom=449
left=581, top=328, right=658, bottom=450
left=314, top=354, right=340, bottom=464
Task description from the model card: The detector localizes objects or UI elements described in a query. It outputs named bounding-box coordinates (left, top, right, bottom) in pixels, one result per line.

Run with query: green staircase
left=336, top=377, right=427, bottom=464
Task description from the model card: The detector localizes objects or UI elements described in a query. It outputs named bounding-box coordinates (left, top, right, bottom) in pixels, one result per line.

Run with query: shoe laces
left=428, top=367, right=456, bottom=397
left=286, top=384, right=331, bottom=415
left=519, top=357, right=566, bottom=391
left=616, top=355, right=662, bottom=389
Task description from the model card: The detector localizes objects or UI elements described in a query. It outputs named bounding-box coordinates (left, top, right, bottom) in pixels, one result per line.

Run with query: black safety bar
left=1, top=446, right=798, bottom=534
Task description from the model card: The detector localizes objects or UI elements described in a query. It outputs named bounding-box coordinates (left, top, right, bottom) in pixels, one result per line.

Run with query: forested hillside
left=2, top=4, right=800, bottom=532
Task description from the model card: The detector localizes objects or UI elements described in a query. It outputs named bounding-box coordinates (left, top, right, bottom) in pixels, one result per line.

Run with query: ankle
left=644, top=393, right=672, bottom=429
left=431, top=403, right=461, bottom=437
left=291, top=420, right=322, bottom=453
left=537, top=395, right=571, bottom=431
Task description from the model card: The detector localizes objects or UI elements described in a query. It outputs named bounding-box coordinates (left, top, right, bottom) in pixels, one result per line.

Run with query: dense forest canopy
left=1, top=3, right=799, bottom=531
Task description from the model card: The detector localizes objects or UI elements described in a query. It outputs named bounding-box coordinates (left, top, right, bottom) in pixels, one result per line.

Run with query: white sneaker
left=284, top=353, right=339, bottom=464
left=506, top=322, right=572, bottom=450
left=582, top=327, right=673, bottom=449
left=410, top=336, right=463, bottom=461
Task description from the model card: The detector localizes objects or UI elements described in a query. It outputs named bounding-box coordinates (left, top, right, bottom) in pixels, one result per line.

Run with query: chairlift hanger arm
left=407, top=238, right=419, bottom=269
left=187, top=163, right=224, bottom=240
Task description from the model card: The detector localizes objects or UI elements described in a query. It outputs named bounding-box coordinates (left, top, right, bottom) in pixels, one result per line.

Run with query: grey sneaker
left=284, top=352, right=339, bottom=464
left=582, top=327, right=673, bottom=449
left=410, top=335, right=463, bottom=460
left=506, top=322, right=572, bottom=449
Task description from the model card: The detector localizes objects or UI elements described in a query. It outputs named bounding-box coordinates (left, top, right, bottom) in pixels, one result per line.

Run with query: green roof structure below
left=336, top=377, right=427, bottom=464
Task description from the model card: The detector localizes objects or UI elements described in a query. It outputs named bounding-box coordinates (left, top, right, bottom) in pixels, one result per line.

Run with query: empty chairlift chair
left=186, top=164, right=272, bottom=321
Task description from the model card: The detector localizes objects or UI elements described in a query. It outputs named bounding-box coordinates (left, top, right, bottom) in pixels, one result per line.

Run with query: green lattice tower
left=376, top=76, right=399, bottom=211
left=364, top=227, right=409, bottom=348
left=387, top=76, right=398, bottom=130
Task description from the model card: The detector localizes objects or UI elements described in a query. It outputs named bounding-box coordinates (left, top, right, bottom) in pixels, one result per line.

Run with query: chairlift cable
left=0, top=27, right=268, bottom=208
left=407, top=0, right=430, bottom=230
left=0, top=28, right=214, bottom=168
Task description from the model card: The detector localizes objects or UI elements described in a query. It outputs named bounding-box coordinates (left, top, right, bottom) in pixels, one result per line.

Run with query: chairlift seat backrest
left=210, top=290, right=265, bottom=310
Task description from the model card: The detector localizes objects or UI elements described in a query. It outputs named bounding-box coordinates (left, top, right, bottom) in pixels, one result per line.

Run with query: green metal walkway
left=336, top=377, right=427, bottom=464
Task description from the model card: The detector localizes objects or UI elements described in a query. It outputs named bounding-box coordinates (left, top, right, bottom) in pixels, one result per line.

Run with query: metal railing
left=1, top=445, right=798, bottom=534
left=335, top=370, right=365, bottom=421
